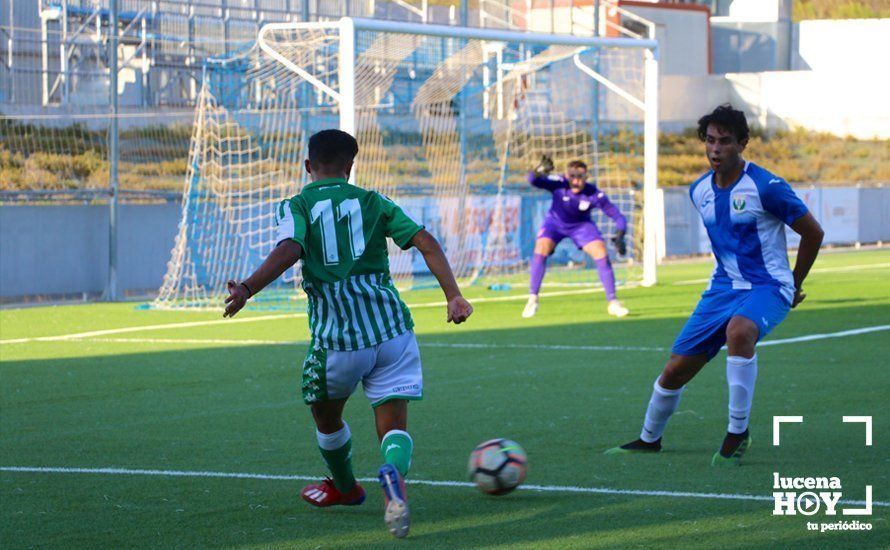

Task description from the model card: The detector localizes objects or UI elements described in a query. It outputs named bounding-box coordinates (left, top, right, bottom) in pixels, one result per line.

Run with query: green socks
left=381, top=429, right=414, bottom=477
left=317, top=424, right=356, bottom=493
left=316, top=425, right=413, bottom=490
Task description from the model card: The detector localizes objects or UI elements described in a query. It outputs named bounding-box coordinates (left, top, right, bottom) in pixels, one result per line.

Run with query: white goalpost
left=155, top=17, right=660, bottom=310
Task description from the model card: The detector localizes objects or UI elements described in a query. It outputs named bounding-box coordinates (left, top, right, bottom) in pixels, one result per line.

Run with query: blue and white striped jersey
left=689, top=161, right=809, bottom=303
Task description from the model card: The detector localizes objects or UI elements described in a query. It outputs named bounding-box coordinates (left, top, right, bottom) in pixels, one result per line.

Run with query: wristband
left=239, top=282, right=253, bottom=298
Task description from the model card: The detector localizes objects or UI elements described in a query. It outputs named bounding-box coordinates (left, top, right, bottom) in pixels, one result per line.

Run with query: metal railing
left=603, top=2, right=655, bottom=40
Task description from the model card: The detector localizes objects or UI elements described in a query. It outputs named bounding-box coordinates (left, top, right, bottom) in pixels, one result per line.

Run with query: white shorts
left=301, top=330, right=423, bottom=407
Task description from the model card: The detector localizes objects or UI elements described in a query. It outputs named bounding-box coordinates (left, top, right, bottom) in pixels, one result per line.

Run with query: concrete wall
left=726, top=0, right=791, bottom=21
left=711, top=19, right=791, bottom=73
left=709, top=0, right=792, bottom=73
left=0, top=204, right=181, bottom=300
left=793, top=19, right=890, bottom=72
left=660, top=73, right=731, bottom=132
left=725, top=71, right=889, bottom=139
left=621, top=3, right=710, bottom=76
left=659, top=70, right=890, bottom=139
left=2, top=187, right=888, bottom=301
left=658, top=17, right=889, bottom=137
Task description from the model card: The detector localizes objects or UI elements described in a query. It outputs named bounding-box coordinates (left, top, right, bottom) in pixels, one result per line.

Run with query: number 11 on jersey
left=310, top=198, right=366, bottom=266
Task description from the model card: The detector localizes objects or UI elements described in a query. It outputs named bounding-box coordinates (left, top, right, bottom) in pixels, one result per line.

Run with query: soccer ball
left=468, top=438, right=528, bottom=495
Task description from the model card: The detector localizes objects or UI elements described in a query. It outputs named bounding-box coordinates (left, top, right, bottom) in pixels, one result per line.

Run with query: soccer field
left=1, top=249, right=888, bottom=548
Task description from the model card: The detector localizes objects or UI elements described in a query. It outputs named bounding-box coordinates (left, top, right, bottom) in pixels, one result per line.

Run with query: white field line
left=76, top=337, right=299, bottom=346
left=68, top=337, right=667, bottom=352
left=17, top=325, right=890, bottom=352
left=420, top=342, right=664, bottom=352
left=756, top=325, right=890, bottom=347
left=672, top=262, right=890, bottom=286
left=0, top=286, right=634, bottom=346
left=1, top=261, right=886, bottom=345
left=1, top=466, right=884, bottom=507
left=0, top=313, right=305, bottom=345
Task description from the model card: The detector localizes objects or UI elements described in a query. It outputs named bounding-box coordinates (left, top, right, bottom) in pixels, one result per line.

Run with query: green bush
left=0, top=121, right=886, bottom=192
left=656, top=129, right=888, bottom=186
left=794, top=0, right=890, bottom=21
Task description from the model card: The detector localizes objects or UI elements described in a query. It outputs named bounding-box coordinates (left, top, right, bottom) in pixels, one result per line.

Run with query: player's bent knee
left=659, top=354, right=707, bottom=389
left=659, top=363, right=685, bottom=389
left=725, top=317, right=758, bottom=356
left=584, top=240, right=607, bottom=260
left=534, top=238, right=556, bottom=256
left=659, top=366, right=685, bottom=389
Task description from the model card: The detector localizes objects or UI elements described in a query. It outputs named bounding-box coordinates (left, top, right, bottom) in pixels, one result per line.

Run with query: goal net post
left=155, top=17, right=659, bottom=310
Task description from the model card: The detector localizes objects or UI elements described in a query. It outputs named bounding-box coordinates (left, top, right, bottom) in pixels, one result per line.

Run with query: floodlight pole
left=106, top=0, right=120, bottom=301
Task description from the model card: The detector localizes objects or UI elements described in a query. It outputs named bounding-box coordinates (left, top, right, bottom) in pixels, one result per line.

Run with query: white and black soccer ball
left=468, top=438, right=528, bottom=495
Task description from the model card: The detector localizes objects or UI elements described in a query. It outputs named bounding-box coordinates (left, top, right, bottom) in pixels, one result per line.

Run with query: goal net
left=155, top=18, right=659, bottom=310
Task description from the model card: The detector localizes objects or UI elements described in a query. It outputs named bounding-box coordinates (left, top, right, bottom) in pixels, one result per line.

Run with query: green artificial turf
left=1, top=250, right=888, bottom=548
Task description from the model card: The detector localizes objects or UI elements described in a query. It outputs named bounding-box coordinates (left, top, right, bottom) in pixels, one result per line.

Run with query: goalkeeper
left=523, top=155, right=630, bottom=319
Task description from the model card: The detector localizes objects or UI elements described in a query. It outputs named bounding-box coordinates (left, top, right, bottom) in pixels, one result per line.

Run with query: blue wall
left=1, top=204, right=181, bottom=300
left=2, top=186, right=888, bottom=302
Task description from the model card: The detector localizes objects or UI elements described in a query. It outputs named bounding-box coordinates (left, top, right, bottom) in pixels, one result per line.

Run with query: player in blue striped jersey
left=606, top=105, right=824, bottom=464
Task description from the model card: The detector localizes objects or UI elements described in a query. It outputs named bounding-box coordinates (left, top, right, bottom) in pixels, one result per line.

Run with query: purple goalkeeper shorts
left=536, top=218, right=603, bottom=249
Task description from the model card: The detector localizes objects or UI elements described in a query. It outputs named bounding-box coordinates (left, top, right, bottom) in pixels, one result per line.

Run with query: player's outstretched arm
left=223, top=239, right=303, bottom=318
left=411, top=229, right=473, bottom=324
left=789, top=212, right=824, bottom=308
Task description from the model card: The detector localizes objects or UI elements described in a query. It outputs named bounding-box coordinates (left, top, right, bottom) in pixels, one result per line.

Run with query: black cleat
left=711, top=429, right=751, bottom=466
left=604, top=438, right=662, bottom=454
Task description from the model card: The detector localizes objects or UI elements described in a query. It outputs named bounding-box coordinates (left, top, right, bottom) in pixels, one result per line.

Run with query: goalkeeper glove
left=611, top=230, right=627, bottom=256
left=534, top=154, right=554, bottom=177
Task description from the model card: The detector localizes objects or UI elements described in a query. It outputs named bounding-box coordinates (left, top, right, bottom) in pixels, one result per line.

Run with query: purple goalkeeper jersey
left=529, top=172, right=627, bottom=231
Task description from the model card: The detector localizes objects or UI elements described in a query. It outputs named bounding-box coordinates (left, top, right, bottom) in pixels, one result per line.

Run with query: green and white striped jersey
left=275, top=177, right=424, bottom=351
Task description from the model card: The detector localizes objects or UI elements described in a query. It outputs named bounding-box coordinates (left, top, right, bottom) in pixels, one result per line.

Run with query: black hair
left=308, top=129, right=359, bottom=170
left=697, top=104, right=749, bottom=143
left=567, top=160, right=588, bottom=170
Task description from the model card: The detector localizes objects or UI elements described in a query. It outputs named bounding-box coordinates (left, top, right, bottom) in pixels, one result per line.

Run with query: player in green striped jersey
left=223, top=129, right=473, bottom=538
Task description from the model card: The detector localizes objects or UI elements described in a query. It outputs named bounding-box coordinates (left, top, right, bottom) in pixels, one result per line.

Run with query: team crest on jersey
left=579, top=200, right=591, bottom=211
left=732, top=195, right=747, bottom=212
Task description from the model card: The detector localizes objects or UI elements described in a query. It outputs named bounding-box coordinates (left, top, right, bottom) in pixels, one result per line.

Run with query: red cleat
left=301, top=478, right=366, bottom=507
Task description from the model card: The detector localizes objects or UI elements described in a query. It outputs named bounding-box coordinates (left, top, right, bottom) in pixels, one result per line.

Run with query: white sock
left=727, top=354, right=758, bottom=434
left=640, top=379, right=684, bottom=443
left=316, top=422, right=351, bottom=451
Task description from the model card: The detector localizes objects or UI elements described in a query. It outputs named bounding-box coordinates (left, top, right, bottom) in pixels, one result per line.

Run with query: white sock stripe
left=316, top=423, right=351, bottom=451
left=382, top=429, right=412, bottom=445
